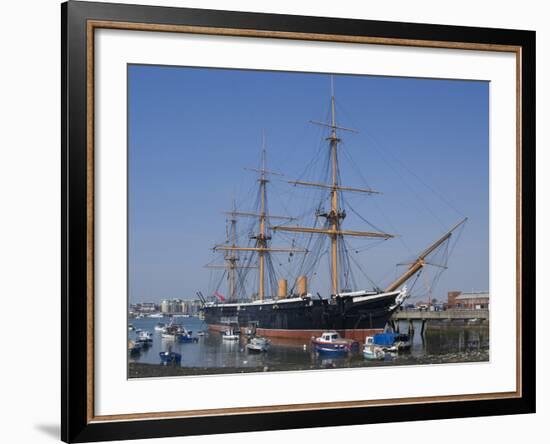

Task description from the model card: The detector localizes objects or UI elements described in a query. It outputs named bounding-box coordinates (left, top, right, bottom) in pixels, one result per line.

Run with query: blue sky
left=128, top=65, right=489, bottom=304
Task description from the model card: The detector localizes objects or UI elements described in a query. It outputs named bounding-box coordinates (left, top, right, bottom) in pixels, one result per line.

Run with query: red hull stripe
left=207, top=324, right=383, bottom=343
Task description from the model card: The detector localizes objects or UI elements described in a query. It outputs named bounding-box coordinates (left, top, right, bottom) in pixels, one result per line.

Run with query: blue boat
left=176, top=333, right=198, bottom=343
left=128, top=340, right=142, bottom=356
left=370, top=333, right=411, bottom=352
left=373, top=333, right=398, bottom=346
left=159, top=351, right=182, bottom=365
left=311, top=331, right=359, bottom=355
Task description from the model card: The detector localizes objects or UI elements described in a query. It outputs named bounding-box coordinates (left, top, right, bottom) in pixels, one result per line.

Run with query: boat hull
left=203, top=289, right=405, bottom=343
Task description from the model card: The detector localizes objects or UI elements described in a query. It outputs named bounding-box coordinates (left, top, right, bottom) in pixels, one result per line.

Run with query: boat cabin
left=320, top=331, right=341, bottom=342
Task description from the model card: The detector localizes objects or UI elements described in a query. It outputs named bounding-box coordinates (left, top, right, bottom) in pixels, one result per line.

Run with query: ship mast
left=205, top=201, right=257, bottom=302
left=258, top=148, right=268, bottom=299
left=328, top=79, right=341, bottom=296
left=273, top=77, right=394, bottom=296
left=213, top=140, right=306, bottom=300
left=384, top=217, right=468, bottom=292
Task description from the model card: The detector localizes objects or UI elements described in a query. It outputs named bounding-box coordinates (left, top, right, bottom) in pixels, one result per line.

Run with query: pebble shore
left=129, top=350, right=489, bottom=378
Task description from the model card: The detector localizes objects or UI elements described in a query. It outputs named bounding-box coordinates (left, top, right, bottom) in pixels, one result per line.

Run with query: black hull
left=203, top=291, right=403, bottom=332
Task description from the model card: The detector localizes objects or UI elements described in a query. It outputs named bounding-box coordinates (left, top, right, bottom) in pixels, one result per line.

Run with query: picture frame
left=61, top=1, right=536, bottom=442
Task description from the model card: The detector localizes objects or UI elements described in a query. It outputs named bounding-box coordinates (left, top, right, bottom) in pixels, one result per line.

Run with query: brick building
left=447, top=291, right=489, bottom=310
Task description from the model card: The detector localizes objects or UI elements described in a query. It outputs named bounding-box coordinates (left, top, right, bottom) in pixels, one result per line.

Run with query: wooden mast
left=258, top=148, right=267, bottom=299
left=213, top=140, right=305, bottom=301
left=205, top=201, right=257, bottom=302
left=384, top=218, right=468, bottom=292
left=329, top=85, right=340, bottom=296
left=273, top=77, right=393, bottom=296
left=228, top=206, right=237, bottom=300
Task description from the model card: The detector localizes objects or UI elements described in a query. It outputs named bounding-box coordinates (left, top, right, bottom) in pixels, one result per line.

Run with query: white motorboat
left=154, top=322, right=166, bottom=331
left=222, top=328, right=239, bottom=341
left=246, top=336, right=270, bottom=352
left=363, top=336, right=385, bottom=360
left=136, top=330, right=153, bottom=345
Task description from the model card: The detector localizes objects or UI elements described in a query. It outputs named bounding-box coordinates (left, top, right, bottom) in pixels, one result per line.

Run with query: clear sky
left=128, top=65, right=489, bottom=304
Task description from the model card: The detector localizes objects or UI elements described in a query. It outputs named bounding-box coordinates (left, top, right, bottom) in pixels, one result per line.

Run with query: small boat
left=222, top=328, right=239, bottom=341
left=128, top=324, right=135, bottom=331
left=159, top=351, right=181, bottom=365
left=135, top=328, right=143, bottom=334
left=394, top=333, right=411, bottom=351
left=136, top=330, right=153, bottom=346
left=177, top=332, right=198, bottom=343
left=154, top=322, right=166, bottom=331
left=311, top=331, right=359, bottom=355
left=161, top=323, right=184, bottom=339
left=247, top=336, right=270, bottom=352
left=363, top=337, right=385, bottom=360
left=148, top=313, right=164, bottom=318
left=372, top=332, right=411, bottom=352
left=196, top=330, right=206, bottom=337
left=128, top=340, right=142, bottom=356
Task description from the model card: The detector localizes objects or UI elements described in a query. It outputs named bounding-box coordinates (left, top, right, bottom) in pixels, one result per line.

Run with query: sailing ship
left=199, top=80, right=466, bottom=342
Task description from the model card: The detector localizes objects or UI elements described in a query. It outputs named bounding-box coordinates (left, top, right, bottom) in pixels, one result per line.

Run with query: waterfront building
left=447, top=291, right=489, bottom=310
left=161, top=299, right=184, bottom=314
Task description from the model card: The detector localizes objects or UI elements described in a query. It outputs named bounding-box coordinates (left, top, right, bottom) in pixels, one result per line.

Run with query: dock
left=390, top=309, right=489, bottom=336
left=393, top=309, right=489, bottom=321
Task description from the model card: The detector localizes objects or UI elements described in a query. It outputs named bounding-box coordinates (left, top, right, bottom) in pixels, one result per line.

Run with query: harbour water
left=128, top=316, right=489, bottom=378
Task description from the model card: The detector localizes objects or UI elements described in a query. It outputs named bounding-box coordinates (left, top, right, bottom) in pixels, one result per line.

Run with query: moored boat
left=246, top=336, right=270, bottom=352
left=136, top=330, right=153, bottom=346
left=128, top=340, right=142, bottom=355
left=159, top=351, right=181, bottom=365
left=222, top=328, right=239, bottom=341
left=161, top=322, right=186, bottom=339
left=366, top=332, right=411, bottom=353
left=362, top=336, right=385, bottom=360
left=311, top=331, right=359, bottom=355
left=177, top=332, right=198, bottom=343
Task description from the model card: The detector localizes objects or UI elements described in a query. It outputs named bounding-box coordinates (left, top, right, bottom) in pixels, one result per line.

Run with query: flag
left=213, top=291, right=225, bottom=301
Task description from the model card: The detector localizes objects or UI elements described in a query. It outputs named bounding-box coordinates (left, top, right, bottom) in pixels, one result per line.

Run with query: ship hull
left=203, top=289, right=405, bottom=343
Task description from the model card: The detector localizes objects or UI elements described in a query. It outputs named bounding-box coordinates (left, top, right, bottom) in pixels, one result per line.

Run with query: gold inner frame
left=85, top=19, right=523, bottom=423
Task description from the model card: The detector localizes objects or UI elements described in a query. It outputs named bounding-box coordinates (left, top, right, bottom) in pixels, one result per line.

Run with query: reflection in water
left=128, top=316, right=489, bottom=377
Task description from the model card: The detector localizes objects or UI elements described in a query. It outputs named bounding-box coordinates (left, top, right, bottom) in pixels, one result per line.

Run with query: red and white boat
left=311, top=331, right=359, bottom=355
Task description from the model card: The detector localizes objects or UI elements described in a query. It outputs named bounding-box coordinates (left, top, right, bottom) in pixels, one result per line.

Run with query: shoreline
left=129, top=349, right=489, bottom=378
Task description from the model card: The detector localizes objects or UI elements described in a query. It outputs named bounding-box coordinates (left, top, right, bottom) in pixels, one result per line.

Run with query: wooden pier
left=390, top=309, right=489, bottom=336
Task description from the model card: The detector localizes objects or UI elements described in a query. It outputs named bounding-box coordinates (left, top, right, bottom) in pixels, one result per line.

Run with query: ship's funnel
left=296, top=275, right=308, bottom=297
left=277, top=279, right=288, bottom=299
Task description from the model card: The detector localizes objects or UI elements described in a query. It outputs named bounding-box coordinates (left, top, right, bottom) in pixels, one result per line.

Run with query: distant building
left=159, top=299, right=202, bottom=315
left=447, top=291, right=489, bottom=310
left=160, top=300, right=170, bottom=313
left=161, top=299, right=184, bottom=314
left=139, top=302, right=158, bottom=313
left=129, top=302, right=160, bottom=314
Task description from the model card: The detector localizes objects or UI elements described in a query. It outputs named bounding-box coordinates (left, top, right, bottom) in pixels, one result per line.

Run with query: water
left=128, top=316, right=489, bottom=377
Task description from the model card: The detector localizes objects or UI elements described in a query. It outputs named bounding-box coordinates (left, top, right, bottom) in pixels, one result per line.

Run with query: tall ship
left=199, top=80, right=466, bottom=342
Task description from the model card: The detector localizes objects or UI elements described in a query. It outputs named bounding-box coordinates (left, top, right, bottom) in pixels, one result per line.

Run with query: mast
left=384, top=218, right=468, bottom=292
left=328, top=80, right=342, bottom=295
left=213, top=138, right=306, bottom=301
left=258, top=148, right=267, bottom=299
left=205, top=201, right=257, bottom=302
left=228, top=201, right=238, bottom=300
left=273, top=76, right=394, bottom=296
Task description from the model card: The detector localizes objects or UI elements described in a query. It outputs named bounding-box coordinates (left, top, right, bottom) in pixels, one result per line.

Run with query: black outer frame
left=61, top=1, right=536, bottom=442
